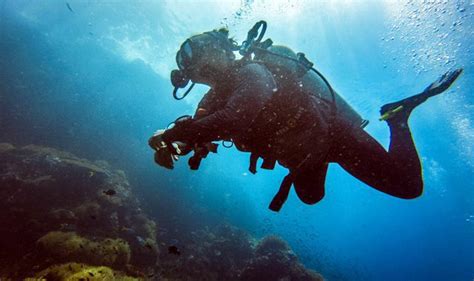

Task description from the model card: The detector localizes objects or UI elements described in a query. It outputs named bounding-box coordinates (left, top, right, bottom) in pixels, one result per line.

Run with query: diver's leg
left=329, top=124, right=422, bottom=199
left=293, top=162, right=328, bottom=204
left=329, top=69, right=462, bottom=198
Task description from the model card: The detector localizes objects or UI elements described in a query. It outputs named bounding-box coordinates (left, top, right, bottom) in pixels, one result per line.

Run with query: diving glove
left=148, top=127, right=218, bottom=170
left=148, top=129, right=181, bottom=169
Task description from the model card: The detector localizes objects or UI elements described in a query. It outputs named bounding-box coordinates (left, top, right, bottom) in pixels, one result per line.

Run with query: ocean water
left=1, top=0, right=473, bottom=280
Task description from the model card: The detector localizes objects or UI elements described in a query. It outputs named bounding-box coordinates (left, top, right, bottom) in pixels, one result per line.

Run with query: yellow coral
left=37, top=232, right=131, bottom=266
left=32, top=262, right=141, bottom=280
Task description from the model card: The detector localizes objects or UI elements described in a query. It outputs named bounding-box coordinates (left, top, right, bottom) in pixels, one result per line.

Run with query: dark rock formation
left=0, top=143, right=158, bottom=279
left=241, top=235, right=323, bottom=281
left=156, top=225, right=323, bottom=281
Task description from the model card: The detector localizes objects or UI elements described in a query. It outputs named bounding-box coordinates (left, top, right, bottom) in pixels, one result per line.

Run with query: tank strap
left=269, top=173, right=294, bottom=212
left=261, top=158, right=276, bottom=170
left=249, top=153, right=259, bottom=174
left=267, top=153, right=314, bottom=212
left=248, top=153, right=277, bottom=174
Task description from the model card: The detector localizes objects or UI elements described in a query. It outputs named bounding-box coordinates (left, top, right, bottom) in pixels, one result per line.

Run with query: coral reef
left=0, top=143, right=158, bottom=279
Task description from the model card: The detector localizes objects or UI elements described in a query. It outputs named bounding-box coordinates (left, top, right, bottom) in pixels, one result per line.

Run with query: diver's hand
left=149, top=129, right=178, bottom=169
left=154, top=146, right=178, bottom=169
left=148, top=129, right=167, bottom=151
left=149, top=129, right=190, bottom=154
left=423, top=68, right=463, bottom=95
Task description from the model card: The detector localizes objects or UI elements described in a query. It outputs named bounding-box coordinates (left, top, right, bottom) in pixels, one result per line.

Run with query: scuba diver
left=149, top=21, right=463, bottom=212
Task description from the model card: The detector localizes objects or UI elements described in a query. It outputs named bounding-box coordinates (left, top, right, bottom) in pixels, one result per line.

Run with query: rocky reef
left=26, top=263, right=141, bottom=281
left=0, top=143, right=323, bottom=280
left=156, top=224, right=323, bottom=281
left=0, top=143, right=158, bottom=279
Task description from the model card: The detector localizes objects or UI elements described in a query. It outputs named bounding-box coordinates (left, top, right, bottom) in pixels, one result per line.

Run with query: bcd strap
left=261, top=158, right=276, bottom=170
left=249, top=154, right=277, bottom=174
left=269, top=173, right=294, bottom=212
left=188, top=144, right=217, bottom=170
left=268, top=153, right=312, bottom=212
left=188, top=154, right=203, bottom=170
left=249, top=153, right=259, bottom=174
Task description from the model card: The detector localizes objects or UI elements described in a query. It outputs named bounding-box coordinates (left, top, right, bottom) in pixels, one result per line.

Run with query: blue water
left=1, top=1, right=473, bottom=280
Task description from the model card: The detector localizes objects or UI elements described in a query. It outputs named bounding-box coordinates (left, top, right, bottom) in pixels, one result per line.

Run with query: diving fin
left=380, top=68, right=463, bottom=121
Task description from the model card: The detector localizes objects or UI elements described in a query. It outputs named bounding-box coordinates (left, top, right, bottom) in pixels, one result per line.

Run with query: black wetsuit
left=163, top=62, right=423, bottom=208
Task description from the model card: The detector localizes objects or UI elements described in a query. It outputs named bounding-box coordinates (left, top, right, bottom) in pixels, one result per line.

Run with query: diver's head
left=173, top=28, right=237, bottom=87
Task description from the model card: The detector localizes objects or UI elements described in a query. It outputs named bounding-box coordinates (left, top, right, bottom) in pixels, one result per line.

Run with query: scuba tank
left=253, top=44, right=365, bottom=128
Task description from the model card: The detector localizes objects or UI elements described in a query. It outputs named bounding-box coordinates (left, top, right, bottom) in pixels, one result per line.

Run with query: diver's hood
left=169, top=21, right=268, bottom=100
left=171, top=30, right=239, bottom=100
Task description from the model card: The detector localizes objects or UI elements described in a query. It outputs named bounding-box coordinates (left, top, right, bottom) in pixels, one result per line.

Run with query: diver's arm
left=194, top=88, right=224, bottom=119
left=194, top=89, right=216, bottom=118
left=163, top=64, right=275, bottom=144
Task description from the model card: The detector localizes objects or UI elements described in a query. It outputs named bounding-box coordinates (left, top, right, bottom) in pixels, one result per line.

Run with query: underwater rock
left=156, top=224, right=322, bottom=281
left=0, top=142, right=15, bottom=153
left=156, top=224, right=254, bottom=280
left=0, top=143, right=158, bottom=279
left=37, top=231, right=131, bottom=266
left=255, top=235, right=294, bottom=257
left=0, top=143, right=323, bottom=280
left=133, top=213, right=158, bottom=240
left=27, top=262, right=141, bottom=280
left=240, top=235, right=323, bottom=281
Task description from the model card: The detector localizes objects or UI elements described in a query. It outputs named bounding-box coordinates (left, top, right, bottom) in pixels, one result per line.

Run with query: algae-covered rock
left=156, top=224, right=253, bottom=281
left=240, top=235, right=324, bottom=281
left=31, top=262, right=141, bottom=281
left=0, top=143, right=158, bottom=279
left=155, top=224, right=323, bottom=281
left=133, top=214, right=157, bottom=239
left=0, top=142, right=15, bottom=153
left=37, top=231, right=131, bottom=266
left=255, top=235, right=293, bottom=257
left=0, top=143, right=324, bottom=280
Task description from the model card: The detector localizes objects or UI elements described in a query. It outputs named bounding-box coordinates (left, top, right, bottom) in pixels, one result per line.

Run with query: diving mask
left=176, top=39, right=195, bottom=71
left=170, top=31, right=238, bottom=100
left=170, top=36, right=211, bottom=99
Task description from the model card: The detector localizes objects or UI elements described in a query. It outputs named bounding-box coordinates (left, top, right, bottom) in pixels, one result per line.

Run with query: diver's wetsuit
left=162, top=62, right=423, bottom=205
left=164, top=64, right=275, bottom=143
left=317, top=113, right=422, bottom=201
